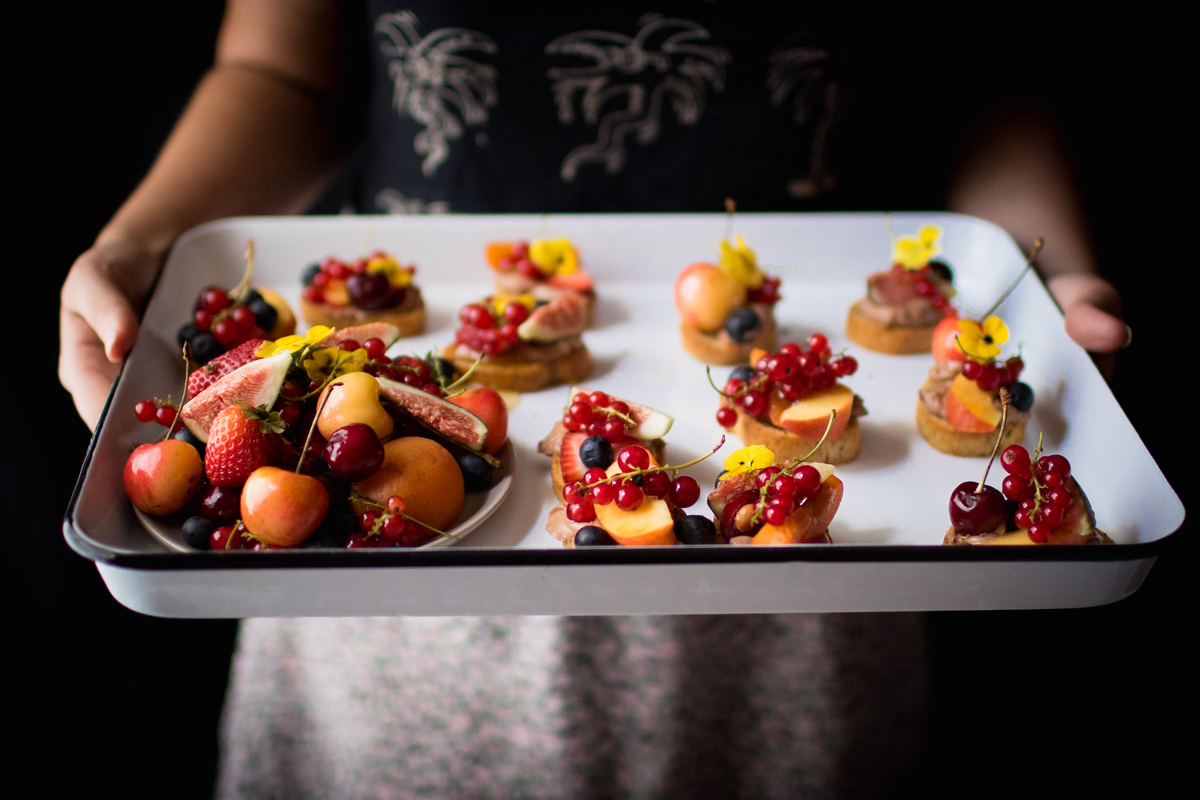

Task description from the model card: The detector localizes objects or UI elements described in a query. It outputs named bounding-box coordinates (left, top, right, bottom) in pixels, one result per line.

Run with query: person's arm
left=946, top=108, right=1129, bottom=357
left=60, top=0, right=347, bottom=428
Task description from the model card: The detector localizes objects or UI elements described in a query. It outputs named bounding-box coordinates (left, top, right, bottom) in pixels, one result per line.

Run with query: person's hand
left=60, top=239, right=162, bottom=430
left=1045, top=272, right=1129, bottom=378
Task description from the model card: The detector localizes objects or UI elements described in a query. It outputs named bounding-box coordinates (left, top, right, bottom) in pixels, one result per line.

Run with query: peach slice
left=752, top=475, right=843, bottom=544
left=945, top=373, right=1000, bottom=433
left=675, top=262, right=747, bottom=332
left=775, top=384, right=854, bottom=441
left=593, top=461, right=676, bottom=546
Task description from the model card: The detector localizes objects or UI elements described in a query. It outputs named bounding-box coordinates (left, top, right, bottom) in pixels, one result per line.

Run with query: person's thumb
left=62, top=260, right=142, bottom=363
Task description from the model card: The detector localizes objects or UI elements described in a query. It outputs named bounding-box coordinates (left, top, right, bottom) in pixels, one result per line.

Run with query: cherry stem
left=230, top=239, right=256, bottom=305
left=443, top=354, right=484, bottom=397
left=297, top=382, right=339, bottom=474
left=705, top=365, right=769, bottom=400
left=981, top=237, right=1043, bottom=320
left=164, top=343, right=191, bottom=442
left=746, top=411, right=838, bottom=527
left=576, top=436, right=725, bottom=492
left=884, top=212, right=896, bottom=244
left=976, top=389, right=1010, bottom=493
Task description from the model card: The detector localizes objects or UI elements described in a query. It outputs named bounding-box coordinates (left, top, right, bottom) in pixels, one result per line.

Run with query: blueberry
left=579, top=435, right=614, bottom=469
left=455, top=451, right=493, bottom=492
left=190, top=332, right=222, bottom=365
left=714, top=469, right=728, bottom=488
left=574, top=525, right=616, bottom=546
left=177, top=321, right=199, bottom=349
left=300, top=264, right=321, bottom=286
left=674, top=515, right=717, bottom=545
left=1009, top=382, right=1034, bottom=412
left=248, top=297, right=278, bottom=331
left=182, top=516, right=215, bottom=550
left=724, top=308, right=762, bottom=344
left=729, top=365, right=756, bottom=384
left=243, top=289, right=264, bottom=305
left=928, top=260, right=954, bottom=283
left=173, top=426, right=206, bottom=459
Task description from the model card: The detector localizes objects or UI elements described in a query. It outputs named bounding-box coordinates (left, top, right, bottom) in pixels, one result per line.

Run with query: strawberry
left=204, top=403, right=286, bottom=487
left=559, top=432, right=588, bottom=484
left=187, top=339, right=265, bottom=399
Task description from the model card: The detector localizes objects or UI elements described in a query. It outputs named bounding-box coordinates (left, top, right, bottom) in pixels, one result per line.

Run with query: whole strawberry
left=187, top=339, right=265, bottom=399
left=204, top=403, right=286, bottom=487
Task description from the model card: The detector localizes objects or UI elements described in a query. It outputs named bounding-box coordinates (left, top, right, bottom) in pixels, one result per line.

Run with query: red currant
left=609, top=401, right=630, bottom=415
left=359, top=511, right=380, bottom=533
left=1028, top=523, right=1050, bottom=543
left=618, top=446, right=650, bottom=472
left=279, top=403, right=301, bottom=426
left=764, top=505, right=788, bottom=526
left=716, top=407, right=738, bottom=428
left=155, top=405, right=177, bottom=427
left=755, top=466, right=782, bottom=488
left=572, top=392, right=589, bottom=404
left=134, top=400, right=158, bottom=423
left=585, top=418, right=604, bottom=437
left=302, top=285, right=325, bottom=303
left=231, top=306, right=256, bottom=329
left=765, top=354, right=797, bottom=382
left=1000, top=445, right=1030, bottom=475
left=792, top=465, right=822, bottom=496
left=386, top=495, right=406, bottom=516
left=1005, top=357, right=1024, bottom=383
left=1036, top=455, right=1071, bottom=478
left=1039, top=504, right=1065, bottom=528
left=1048, top=488, right=1073, bottom=508
left=668, top=476, right=700, bottom=508
left=567, top=499, right=597, bottom=523
left=795, top=352, right=821, bottom=376
left=517, top=259, right=541, bottom=280
left=779, top=342, right=802, bottom=358
left=723, top=379, right=747, bottom=395
left=363, top=338, right=387, bottom=360
left=833, top=356, right=858, bottom=377
left=591, top=481, right=616, bottom=505
left=771, top=475, right=798, bottom=498
left=564, top=481, right=587, bottom=501
left=505, top=303, right=531, bottom=325
left=381, top=515, right=407, bottom=540
left=1043, top=471, right=1064, bottom=489
left=740, top=390, right=767, bottom=417
left=201, top=289, right=230, bottom=314
left=977, top=363, right=1001, bottom=390
left=1001, top=474, right=1032, bottom=501
left=807, top=333, right=830, bottom=356
left=1014, top=508, right=1034, bottom=530
left=212, top=319, right=239, bottom=346
left=616, top=484, right=643, bottom=511
left=602, top=418, right=626, bottom=443
left=642, top=470, right=670, bottom=497
left=962, top=360, right=983, bottom=381
left=569, top=402, right=593, bottom=424
left=588, top=391, right=610, bottom=407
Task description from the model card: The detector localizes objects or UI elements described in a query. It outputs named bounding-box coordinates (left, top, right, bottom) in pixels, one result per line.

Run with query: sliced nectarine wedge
left=593, top=460, right=676, bottom=546
left=752, top=475, right=843, bottom=544
left=945, top=373, right=1000, bottom=432
left=777, top=384, right=854, bottom=441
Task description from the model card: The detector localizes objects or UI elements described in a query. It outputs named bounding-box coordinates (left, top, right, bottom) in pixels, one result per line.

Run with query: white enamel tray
left=65, top=213, right=1185, bottom=617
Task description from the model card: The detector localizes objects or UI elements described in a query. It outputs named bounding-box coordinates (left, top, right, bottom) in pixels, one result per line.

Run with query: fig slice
left=179, top=351, right=292, bottom=443
left=517, top=294, right=588, bottom=342
left=377, top=377, right=488, bottom=451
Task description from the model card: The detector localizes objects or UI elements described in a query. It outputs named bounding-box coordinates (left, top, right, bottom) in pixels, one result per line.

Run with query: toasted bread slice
left=845, top=300, right=938, bottom=355
left=300, top=287, right=426, bottom=338
left=726, top=404, right=861, bottom=465
left=441, top=342, right=594, bottom=393
left=915, top=397, right=1025, bottom=458
left=681, top=304, right=777, bottom=366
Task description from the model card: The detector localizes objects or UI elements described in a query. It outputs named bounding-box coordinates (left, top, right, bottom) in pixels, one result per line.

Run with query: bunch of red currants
left=493, top=241, right=545, bottom=280
left=358, top=340, right=446, bottom=395
left=350, top=494, right=437, bottom=548
left=746, top=275, right=782, bottom=304
left=562, top=390, right=635, bottom=442
left=192, top=287, right=267, bottom=349
left=563, top=445, right=701, bottom=523
left=999, top=444, right=1073, bottom=543
left=716, top=334, right=857, bottom=427
left=454, top=301, right=530, bottom=355
left=964, top=356, right=1024, bottom=391
left=301, top=254, right=407, bottom=310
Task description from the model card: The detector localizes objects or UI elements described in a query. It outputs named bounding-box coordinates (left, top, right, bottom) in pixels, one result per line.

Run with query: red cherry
left=337, top=339, right=361, bottom=352
left=1000, top=445, right=1031, bottom=475
left=716, top=407, right=738, bottom=428
left=197, top=483, right=241, bottom=523
left=616, top=484, right=644, bottom=510
left=279, top=403, right=301, bottom=426
left=668, top=476, right=700, bottom=508
left=135, top=400, right=158, bottom=423
left=642, top=470, right=671, bottom=497
left=618, top=446, right=651, bottom=472
left=363, top=338, right=387, bottom=360
left=322, top=423, right=385, bottom=482
left=948, top=481, right=1007, bottom=535
left=807, top=333, right=830, bottom=356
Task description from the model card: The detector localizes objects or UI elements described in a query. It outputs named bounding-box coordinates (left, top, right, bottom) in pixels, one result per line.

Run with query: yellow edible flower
left=367, top=254, right=412, bottom=288
left=956, top=316, right=1009, bottom=361
left=893, top=225, right=942, bottom=270
left=529, top=238, right=579, bottom=276
left=723, top=445, right=775, bottom=477
left=718, top=234, right=765, bottom=289
left=255, top=325, right=335, bottom=358
left=491, top=293, right=536, bottom=317
left=302, top=346, right=368, bottom=383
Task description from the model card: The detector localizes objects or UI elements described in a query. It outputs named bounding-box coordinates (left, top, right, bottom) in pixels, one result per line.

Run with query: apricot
left=675, top=262, right=746, bottom=332
left=318, top=371, right=394, bottom=441
left=352, top=437, right=465, bottom=531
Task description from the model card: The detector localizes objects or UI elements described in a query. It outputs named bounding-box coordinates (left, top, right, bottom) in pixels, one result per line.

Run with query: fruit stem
left=230, top=239, right=256, bottom=304
left=353, top=493, right=459, bottom=543
left=981, top=237, right=1043, bottom=320
left=444, top=354, right=484, bottom=397
left=705, top=365, right=769, bottom=400
left=976, top=389, right=1009, bottom=493
left=576, top=436, right=726, bottom=491
left=884, top=212, right=896, bottom=245
left=799, top=410, right=837, bottom=462
left=164, top=343, right=191, bottom=442
left=297, top=381, right=339, bottom=474
left=724, top=197, right=736, bottom=241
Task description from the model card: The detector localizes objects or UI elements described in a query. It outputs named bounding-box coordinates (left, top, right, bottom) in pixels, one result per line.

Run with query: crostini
left=299, top=251, right=426, bottom=338
left=485, top=238, right=596, bottom=323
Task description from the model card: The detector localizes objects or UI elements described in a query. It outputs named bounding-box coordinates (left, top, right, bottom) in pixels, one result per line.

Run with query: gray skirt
left=218, top=614, right=927, bottom=799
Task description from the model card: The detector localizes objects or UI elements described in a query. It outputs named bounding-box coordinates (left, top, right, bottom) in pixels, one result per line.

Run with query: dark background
left=6, top=4, right=1187, bottom=797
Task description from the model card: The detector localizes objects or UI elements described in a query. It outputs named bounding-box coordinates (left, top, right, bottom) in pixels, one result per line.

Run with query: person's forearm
left=98, top=63, right=343, bottom=258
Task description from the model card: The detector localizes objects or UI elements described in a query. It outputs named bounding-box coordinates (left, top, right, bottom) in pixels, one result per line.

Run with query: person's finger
left=60, top=307, right=122, bottom=431
left=1063, top=304, right=1130, bottom=354
left=61, top=261, right=142, bottom=364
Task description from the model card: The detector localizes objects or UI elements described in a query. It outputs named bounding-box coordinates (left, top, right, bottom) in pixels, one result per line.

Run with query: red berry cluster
left=135, top=398, right=181, bottom=428
left=211, top=521, right=263, bottom=551
left=563, top=391, right=635, bottom=442
left=891, top=263, right=955, bottom=315
left=725, top=463, right=827, bottom=537
left=716, top=334, right=857, bottom=428
left=194, top=287, right=266, bottom=349
left=455, top=301, right=530, bottom=355
left=563, top=445, right=702, bottom=523
left=358, top=340, right=445, bottom=396
left=350, top=494, right=437, bottom=548
left=495, top=241, right=545, bottom=280
left=999, top=445, right=1073, bottom=543
left=302, top=253, right=406, bottom=309
left=963, top=356, right=1024, bottom=391
left=746, top=275, right=782, bottom=305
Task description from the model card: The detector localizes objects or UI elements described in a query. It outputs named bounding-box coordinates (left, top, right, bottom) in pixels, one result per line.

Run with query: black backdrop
left=6, top=4, right=1188, bottom=797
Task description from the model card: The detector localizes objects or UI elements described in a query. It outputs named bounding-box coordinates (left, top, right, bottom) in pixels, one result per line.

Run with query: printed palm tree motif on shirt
left=375, top=11, right=498, bottom=178
left=766, top=36, right=839, bottom=198
left=546, top=15, right=731, bottom=182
